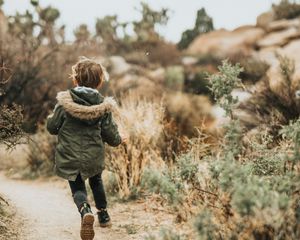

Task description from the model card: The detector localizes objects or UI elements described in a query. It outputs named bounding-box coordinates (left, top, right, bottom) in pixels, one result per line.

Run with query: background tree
left=178, top=8, right=214, bottom=50
left=0, top=1, right=66, bottom=132
left=0, top=64, right=24, bottom=148
left=74, top=24, right=91, bottom=45
left=133, top=2, right=169, bottom=42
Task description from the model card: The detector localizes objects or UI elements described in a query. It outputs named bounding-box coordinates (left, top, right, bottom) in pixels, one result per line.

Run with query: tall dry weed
left=105, top=94, right=166, bottom=198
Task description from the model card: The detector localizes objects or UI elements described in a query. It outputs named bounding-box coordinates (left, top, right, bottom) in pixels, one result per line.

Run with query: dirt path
left=0, top=174, right=175, bottom=240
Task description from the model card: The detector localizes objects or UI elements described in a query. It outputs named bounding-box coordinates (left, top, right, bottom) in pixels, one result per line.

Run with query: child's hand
left=119, top=129, right=128, bottom=144
left=121, top=134, right=128, bottom=144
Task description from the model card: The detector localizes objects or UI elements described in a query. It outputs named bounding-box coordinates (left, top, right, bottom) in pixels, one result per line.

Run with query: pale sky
left=3, top=0, right=281, bottom=42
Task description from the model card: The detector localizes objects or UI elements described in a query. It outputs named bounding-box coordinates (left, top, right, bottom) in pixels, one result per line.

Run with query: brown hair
left=71, top=57, right=104, bottom=89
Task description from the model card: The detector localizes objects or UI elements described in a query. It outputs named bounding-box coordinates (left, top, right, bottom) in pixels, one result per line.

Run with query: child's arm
left=46, top=104, right=65, bottom=135
left=101, top=112, right=122, bottom=147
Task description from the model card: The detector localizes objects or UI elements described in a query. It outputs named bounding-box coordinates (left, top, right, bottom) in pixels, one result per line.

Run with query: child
left=47, top=58, right=124, bottom=240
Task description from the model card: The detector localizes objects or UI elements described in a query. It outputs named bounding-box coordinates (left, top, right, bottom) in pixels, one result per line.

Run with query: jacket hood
left=56, top=87, right=117, bottom=121
left=70, top=86, right=102, bottom=105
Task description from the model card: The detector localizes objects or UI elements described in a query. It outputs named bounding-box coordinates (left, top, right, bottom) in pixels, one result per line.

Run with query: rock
left=279, top=40, right=300, bottom=88
left=266, top=18, right=300, bottom=32
left=147, top=68, right=165, bottom=84
left=255, top=47, right=278, bottom=66
left=112, top=74, right=160, bottom=99
left=257, top=27, right=300, bottom=48
left=187, top=26, right=265, bottom=58
left=266, top=63, right=293, bottom=106
left=232, top=89, right=252, bottom=103
left=108, top=56, right=131, bottom=76
left=211, top=105, right=228, bottom=126
left=256, top=11, right=275, bottom=29
left=253, top=39, right=300, bottom=107
left=181, top=56, right=198, bottom=66
left=257, top=39, right=300, bottom=107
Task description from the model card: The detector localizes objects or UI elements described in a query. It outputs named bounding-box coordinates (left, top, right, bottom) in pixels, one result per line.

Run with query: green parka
left=47, top=86, right=121, bottom=181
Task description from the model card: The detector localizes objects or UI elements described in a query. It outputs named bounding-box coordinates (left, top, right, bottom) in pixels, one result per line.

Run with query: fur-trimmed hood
left=56, top=90, right=118, bottom=120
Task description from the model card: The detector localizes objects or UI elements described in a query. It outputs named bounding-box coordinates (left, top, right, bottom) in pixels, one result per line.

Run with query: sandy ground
left=0, top=173, right=178, bottom=240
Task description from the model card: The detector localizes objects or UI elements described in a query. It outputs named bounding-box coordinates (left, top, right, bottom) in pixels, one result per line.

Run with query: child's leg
left=69, top=174, right=95, bottom=239
left=68, top=174, right=89, bottom=211
left=89, top=172, right=111, bottom=227
left=88, top=172, right=107, bottom=210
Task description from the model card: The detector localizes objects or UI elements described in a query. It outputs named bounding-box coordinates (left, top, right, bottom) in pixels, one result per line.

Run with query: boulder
left=279, top=40, right=300, bottom=90
left=187, top=26, right=265, bottom=58
left=147, top=68, right=165, bottom=84
left=257, top=27, right=300, bottom=48
left=256, top=11, right=275, bottom=29
left=112, top=74, right=161, bottom=99
left=266, top=18, right=300, bottom=32
left=108, top=56, right=131, bottom=76
left=181, top=56, right=198, bottom=66
left=255, top=47, right=278, bottom=66
left=257, top=39, right=300, bottom=106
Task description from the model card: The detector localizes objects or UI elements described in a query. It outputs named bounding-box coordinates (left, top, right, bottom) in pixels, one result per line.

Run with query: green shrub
left=165, top=66, right=185, bottom=91
left=248, top=132, right=285, bottom=176
left=280, top=118, right=300, bottom=169
left=177, top=153, right=198, bottom=183
left=209, top=60, right=243, bottom=118
left=141, top=168, right=181, bottom=204
left=195, top=210, right=219, bottom=240
left=146, top=228, right=187, bottom=240
left=192, top=61, right=300, bottom=239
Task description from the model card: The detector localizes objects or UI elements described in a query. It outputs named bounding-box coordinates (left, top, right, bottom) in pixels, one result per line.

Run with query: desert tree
left=178, top=8, right=214, bottom=50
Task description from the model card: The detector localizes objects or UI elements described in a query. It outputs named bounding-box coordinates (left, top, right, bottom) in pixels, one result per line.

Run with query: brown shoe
left=80, top=204, right=95, bottom=240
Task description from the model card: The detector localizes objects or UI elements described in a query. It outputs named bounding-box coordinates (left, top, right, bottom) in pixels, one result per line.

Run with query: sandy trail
left=0, top=173, right=175, bottom=240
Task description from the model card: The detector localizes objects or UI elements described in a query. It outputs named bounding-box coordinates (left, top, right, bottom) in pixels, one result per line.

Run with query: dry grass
left=26, top=127, right=56, bottom=178
left=105, top=94, right=166, bottom=198
left=165, top=92, right=215, bottom=137
left=0, top=197, right=20, bottom=240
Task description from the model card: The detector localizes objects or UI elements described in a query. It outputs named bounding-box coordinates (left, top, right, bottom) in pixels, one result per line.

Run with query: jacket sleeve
left=46, top=104, right=65, bottom=135
left=101, top=112, right=122, bottom=147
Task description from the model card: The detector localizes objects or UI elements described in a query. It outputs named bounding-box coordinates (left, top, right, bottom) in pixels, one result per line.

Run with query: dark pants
left=68, top=173, right=107, bottom=211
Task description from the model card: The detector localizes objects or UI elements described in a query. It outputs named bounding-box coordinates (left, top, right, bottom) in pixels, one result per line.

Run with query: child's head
left=71, top=57, right=107, bottom=89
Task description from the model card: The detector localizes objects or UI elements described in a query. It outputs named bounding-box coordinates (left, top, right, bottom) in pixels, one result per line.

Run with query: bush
left=191, top=60, right=300, bottom=240
left=184, top=70, right=213, bottom=98
left=105, top=96, right=166, bottom=198
left=0, top=104, right=24, bottom=148
left=236, top=55, right=297, bottom=133
left=165, top=66, right=185, bottom=91
left=139, top=60, right=300, bottom=239
left=165, top=92, right=214, bottom=137
left=146, top=229, right=187, bottom=240
left=0, top=197, right=19, bottom=240
left=26, top=127, right=56, bottom=177
left=209, top=60, right=243, bottom=117
left=141, top=168, right=181, bottom=204
left=239, top=58, right=269, bottom=83
left=0, top=61, right=22, bottom=240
